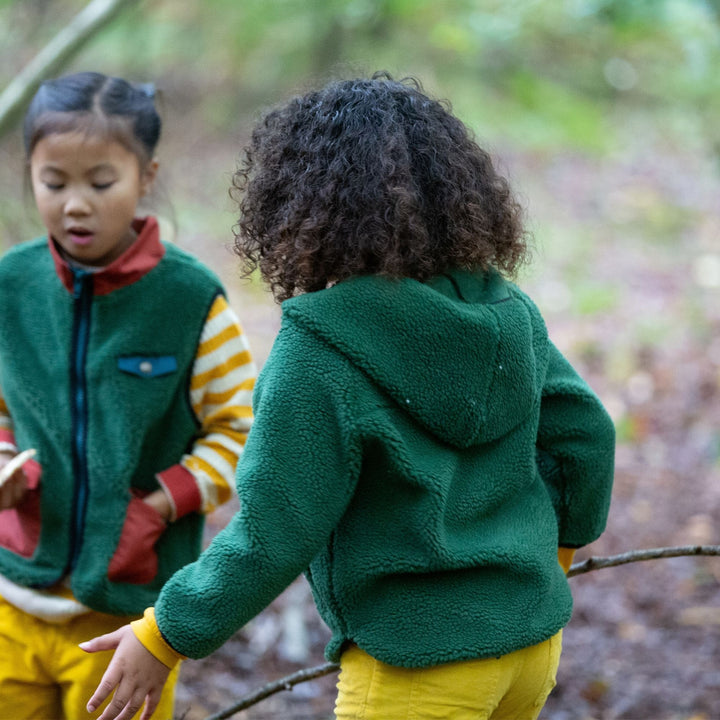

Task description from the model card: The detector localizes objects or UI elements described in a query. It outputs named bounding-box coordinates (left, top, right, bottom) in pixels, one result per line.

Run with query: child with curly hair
left=84, top=73, right=615, bottom=720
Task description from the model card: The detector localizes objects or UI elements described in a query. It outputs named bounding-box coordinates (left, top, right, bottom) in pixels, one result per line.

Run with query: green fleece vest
left=0, top=239, right=222, bottom=614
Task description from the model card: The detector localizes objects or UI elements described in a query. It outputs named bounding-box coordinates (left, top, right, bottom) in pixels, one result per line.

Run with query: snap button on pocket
left=118, top=356, right=178, bottom=378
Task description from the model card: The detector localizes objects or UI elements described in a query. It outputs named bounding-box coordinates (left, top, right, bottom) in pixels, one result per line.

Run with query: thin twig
left=203, top=544, right=720, bottom=719
left=203, top=662, right=340, bottom=720
left=567, top=544, right=720, bottom=577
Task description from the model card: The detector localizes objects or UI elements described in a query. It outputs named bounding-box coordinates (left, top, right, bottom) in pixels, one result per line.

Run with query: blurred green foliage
left=1, top=0, right=719, bottom=152
left=1, top=0, right=718, bottom=325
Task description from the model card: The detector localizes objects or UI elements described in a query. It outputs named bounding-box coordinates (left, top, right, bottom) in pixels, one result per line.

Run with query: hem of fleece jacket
left=131, top=607, right=186, bottom=669
left=156, top=464, right=202, bottom=521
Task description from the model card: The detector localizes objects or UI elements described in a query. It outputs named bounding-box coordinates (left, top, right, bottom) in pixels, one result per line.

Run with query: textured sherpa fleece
left=0, top=232, right=222, bottom=614
left=154, top=269, right=615, bottom=666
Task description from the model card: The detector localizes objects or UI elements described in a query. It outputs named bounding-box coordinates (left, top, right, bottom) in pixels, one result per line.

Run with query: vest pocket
left=0, top=458, right=42, bottom=558
left=107, top=496, right=167, bottom=584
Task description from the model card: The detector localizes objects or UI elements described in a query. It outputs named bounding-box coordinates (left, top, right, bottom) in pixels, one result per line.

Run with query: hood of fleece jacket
left=282, top=268, right=548, bottom=449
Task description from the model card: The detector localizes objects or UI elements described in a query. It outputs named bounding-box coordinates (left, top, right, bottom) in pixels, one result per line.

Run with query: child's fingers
left=79, top=627, right=125, bottom=654
left=84, top=627, right=134, bottom=713
left=139, top=690, right=162, bottom=720
left=0, top=472, right=27, bottom=509
left=0, top=448, right=36, bottom=484
left=94, top=677, right=159, bottom=720
left=95, top=679, right=146, bottom=720
left=86, top=665, right=124, bottom=717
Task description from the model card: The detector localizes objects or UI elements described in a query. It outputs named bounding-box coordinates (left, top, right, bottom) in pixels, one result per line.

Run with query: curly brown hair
left=232, top=73, right=528, bottom=302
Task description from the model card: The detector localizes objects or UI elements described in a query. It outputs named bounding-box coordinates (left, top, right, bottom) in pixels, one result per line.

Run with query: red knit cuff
left=156, top=464, right=202, bottom=520
left=0, top=429, right=17, bottom=452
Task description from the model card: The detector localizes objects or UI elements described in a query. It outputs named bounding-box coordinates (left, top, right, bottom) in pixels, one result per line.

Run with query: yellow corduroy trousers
left=334, top=631, right=562, bottom=720
left=0, top=595, right=179, bottom=720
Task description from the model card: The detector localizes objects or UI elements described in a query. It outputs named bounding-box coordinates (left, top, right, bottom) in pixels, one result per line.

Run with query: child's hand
left=0, top=451, right=29, bottom=510
left=80, top=624, right=170, bottom=720
left=142, top=489, right=173, bottom=522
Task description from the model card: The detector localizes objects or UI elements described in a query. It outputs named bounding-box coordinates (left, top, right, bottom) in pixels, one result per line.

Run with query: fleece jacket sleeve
left=537, top=342, right=615, bottom=548
left=152, top=323, right=362, bottom=659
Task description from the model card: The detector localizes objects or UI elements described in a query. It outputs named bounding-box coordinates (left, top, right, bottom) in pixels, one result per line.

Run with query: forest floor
left=164, top=128, right=720, bottom=720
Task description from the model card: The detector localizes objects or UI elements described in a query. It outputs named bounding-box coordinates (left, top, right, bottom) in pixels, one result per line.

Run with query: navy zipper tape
left=67, top=270, right=92, bottom=574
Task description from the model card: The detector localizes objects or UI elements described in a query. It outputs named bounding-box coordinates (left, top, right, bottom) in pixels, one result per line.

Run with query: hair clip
left=138, top=83, right=156, bottom=100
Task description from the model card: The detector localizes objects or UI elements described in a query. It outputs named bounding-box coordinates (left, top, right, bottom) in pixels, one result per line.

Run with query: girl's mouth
left=68, top=228, right=94, bottom=246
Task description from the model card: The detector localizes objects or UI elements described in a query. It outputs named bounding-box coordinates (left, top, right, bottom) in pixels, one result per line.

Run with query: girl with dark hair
left=0, top=71, right=256, bottom=719
left=85, top=73, right=614, bottom=720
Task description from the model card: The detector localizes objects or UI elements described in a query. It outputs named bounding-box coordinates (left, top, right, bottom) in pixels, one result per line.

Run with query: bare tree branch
left=203, top=662, right=341, bottom=720
left=0, top=0, right=141, bottom=139
left=567, top=544, right=720, bottom=577
left=203, top=544, right=720, bottom=720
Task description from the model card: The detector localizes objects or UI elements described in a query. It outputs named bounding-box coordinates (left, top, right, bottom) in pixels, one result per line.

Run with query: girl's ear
left=141, top=157, right=160, bottom=196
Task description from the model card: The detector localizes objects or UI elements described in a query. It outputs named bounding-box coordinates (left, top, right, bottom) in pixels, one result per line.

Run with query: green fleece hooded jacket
left=154, top=269, right=615, bottom=666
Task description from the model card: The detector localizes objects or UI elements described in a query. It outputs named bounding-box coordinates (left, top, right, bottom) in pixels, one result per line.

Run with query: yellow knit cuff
left=557, top=547, right=576, bottom=574
left=130, top=607, right=186, bottom=669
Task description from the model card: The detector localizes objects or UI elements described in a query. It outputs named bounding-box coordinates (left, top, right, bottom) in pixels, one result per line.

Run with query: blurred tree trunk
left=0, top=0, right=140, bottom=140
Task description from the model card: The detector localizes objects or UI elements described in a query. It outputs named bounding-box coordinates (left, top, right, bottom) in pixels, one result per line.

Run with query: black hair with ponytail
left=23, top=71, right=161, bottom=163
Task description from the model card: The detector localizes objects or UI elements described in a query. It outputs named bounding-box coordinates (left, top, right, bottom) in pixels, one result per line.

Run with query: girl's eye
left=93, top=182, right=114, bottom=190
left=44, top=182, right=64, bottom=191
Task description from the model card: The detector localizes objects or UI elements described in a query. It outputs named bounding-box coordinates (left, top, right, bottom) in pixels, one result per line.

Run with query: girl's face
left=30, top=131, right=158, bottom=267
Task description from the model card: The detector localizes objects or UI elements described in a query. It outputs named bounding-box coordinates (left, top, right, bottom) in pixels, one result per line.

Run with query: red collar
left=50, top=216, right=166, bottom=296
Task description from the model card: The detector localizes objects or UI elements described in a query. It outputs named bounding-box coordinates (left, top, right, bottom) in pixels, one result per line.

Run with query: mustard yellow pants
left=0, top=595, right=179, bottom=720
left=334, top=631, right=562, bottom=720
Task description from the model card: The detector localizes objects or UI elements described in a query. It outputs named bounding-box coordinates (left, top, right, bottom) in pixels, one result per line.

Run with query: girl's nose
left=64, top=192, right=91, bottom=216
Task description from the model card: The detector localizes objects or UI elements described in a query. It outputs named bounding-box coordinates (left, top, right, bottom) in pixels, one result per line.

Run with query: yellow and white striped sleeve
left=0, top=386, right=17, bottom=453
left=156, top=294, right=256, bottom=520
